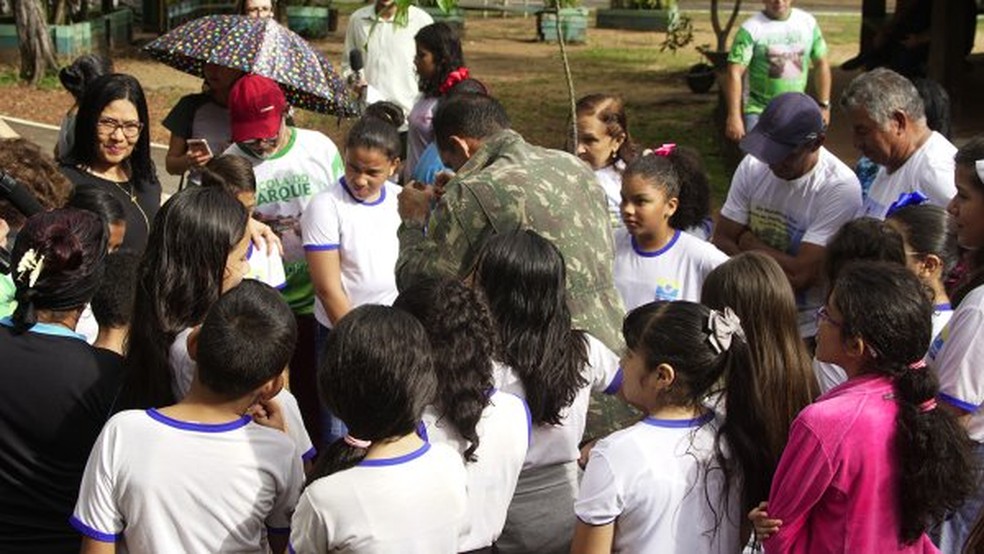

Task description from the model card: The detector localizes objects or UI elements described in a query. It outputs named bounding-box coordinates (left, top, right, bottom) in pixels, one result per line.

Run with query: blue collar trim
left=0, top=316, right=86, bottom=341
left=146, top=408, right=251, bottom=433
left=643, top=410, right=714, bottom=428
left=632, top=229, right=680, bottom=258
left=340, top=177, right=387, bottom=206
left=359, top=441, right=431, bottom=467
left=935, top=303, right=952, bottom=311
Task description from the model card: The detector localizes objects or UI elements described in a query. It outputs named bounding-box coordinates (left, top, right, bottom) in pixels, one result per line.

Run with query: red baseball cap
left=228, top=74, right=287, bottom=143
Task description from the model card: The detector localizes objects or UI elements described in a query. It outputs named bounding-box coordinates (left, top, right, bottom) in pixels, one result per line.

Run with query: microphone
left=348, top=49, right=366, bottom=113
left=0, top=169, right=43, bottom=275
left=0, top=169, right=44, bottom=217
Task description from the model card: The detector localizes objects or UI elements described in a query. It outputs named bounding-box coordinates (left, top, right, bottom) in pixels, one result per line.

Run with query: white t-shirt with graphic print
left=720, top=148, right=861, bottom=337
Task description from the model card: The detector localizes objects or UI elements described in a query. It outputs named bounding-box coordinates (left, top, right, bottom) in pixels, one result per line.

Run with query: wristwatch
left=817, top=99, right=831, bottom=109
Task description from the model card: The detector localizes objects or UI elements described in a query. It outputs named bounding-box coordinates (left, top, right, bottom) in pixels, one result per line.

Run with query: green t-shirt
left=226, top=128, right=345, bottom=315
left=728, top=8, right=828, bottom=115
left=0, top=273, right=15, bottom=319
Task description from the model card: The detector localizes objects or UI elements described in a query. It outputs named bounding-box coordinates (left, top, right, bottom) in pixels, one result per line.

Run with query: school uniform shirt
left=225, top=128, right=345, bottom=315
left=764, top=374, right=938, bottom=553
left=246, top=237, right=288, bottom=290
left=289, top=442, right=468, bottom=553
left=815, top=303, right=953, bottom=393
left=300, top=178, right=401, bottom=329
left=0, top=319, right=124, bottom=554
left=71, top=409, right=303, bottom=553
left=861, top=132, right=957, bottom=220
left=405, top=96, right=440, bottom=182
left=420, top=390, right=532, bottom=551
left=595, top=163, right=624, bottom=229
left=169, top=329, right=317, bottom=462
left=929, top=286, right=984, bottom=442
left=614, top=227, right=728, bottom=309
left=493, top=333, right=622, bottom=469
left=575, top=412, right=740, bottom=554
left=720, top=148, right=862, bottom=337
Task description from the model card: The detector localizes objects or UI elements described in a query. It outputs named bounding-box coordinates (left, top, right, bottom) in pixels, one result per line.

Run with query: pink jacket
left=764, top=374, right=938, bottom=553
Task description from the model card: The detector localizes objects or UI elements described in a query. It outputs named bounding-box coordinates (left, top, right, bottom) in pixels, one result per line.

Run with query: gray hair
left=840, top=68, right=926, bottom=128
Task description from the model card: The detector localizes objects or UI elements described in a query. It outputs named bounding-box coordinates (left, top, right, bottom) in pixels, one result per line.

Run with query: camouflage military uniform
left=396, top=130, right=637, bottom=438
left=396, top=129, right=625, bottom=352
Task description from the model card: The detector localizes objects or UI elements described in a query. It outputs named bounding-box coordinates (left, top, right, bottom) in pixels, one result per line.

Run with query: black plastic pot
left=686, top=62, right=715, bottom=94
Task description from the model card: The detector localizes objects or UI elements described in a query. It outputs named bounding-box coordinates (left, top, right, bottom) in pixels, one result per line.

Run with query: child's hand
left=248, top=398, right=288, bottom=434
left=748, top=501, right=782, bottom=540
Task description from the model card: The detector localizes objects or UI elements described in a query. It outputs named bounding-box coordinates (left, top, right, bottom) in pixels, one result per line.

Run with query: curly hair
left=394, top=278, right=497, bottom=462
left=0, top=138, right=72, bottom=229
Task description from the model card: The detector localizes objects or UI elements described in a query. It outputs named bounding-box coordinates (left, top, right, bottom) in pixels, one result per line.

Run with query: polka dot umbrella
left=144, top=14, right=359, bottom=117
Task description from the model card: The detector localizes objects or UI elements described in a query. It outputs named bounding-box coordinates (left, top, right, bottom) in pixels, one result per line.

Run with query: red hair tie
left=909, top=359, right=927, bottom=370
left=439, top=67, right=470, bottom=95
left=651, top=143, right=676, bottom=157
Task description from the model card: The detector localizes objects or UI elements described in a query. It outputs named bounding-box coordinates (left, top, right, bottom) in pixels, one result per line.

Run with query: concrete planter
left=287, top=5, right=337, bottom=39
left=536, top=7, right=588, bottom=44
left=421, top=6, right=465, bottom=36
left=0, top=10, right=131, bottom=64
left=595, top=7, right=676, bottom=31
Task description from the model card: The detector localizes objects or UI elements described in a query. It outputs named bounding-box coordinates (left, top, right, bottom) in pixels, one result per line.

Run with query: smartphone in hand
left=187, top=138, right=212, bottom=158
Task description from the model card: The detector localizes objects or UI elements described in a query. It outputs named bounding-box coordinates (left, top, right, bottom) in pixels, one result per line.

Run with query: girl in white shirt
left=573, top=302, right=768, bottom=554
left=290, top=305, right=468, bottom=554
left=615, top=151, right=727, bottom=308
left=395, top=278, right=530, bottom=553
left=474, top=230, right=623, bottom=554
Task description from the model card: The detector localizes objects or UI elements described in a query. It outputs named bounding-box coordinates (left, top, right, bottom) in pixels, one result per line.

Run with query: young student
left=666, top=145, right=714, bottom=240
left=394, top=279, right=530, bottom=552
left=0, top=209, right=121, bottom=554
left=573, top=94, right=637, bottom=228
left=67, top=186, right=128, bottom=343
left=90, top=252, right=141, bottom=357
left=812, top=218, right=907, bottom=393
left=302, top=104, right=403, bottom=331
left=289, top=305, right=467, bottom=553
left=473, top=230, right=622, bottom=554
left=119, top=187, right=315, bottom=463
left=573, top=301, right=769, bottom=553
left=753, top=262, right=974, bottom=553
left=615, top=152, right=728, bottom=309
left=72, top=280, right=304, bottom=553
left=200, top=155, right=286, bottom=290
left=701, top=252, right=818, bottom=489
left=886, top=203, right=956, bottom=338
left=405, top=22, right=468, bottom=182
left=927, top=136, right=984, bottom=552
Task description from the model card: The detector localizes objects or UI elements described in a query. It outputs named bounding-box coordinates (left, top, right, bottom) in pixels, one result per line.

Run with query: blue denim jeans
left=315, top=323, right=349, bottom=446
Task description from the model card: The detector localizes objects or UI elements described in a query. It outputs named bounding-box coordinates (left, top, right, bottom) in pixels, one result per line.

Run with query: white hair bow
left=707, top=307, right=745, bottom=355
left=976, top=159, right=984, bottom=184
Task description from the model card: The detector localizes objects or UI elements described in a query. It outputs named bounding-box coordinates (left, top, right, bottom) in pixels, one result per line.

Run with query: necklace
left=83, top=165, right=149, bottom=230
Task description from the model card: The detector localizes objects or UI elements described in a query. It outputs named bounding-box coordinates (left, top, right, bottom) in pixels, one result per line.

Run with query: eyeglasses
left=816, top=305, right=842, bottom=328
left=97, top=118, right=143, bottom=139
left=241, top=136, right=279, bottom=149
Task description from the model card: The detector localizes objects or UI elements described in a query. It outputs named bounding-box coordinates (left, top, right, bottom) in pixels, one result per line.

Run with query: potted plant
left=417, top=0, right=465, bottom=35
left=537, top=0, right=588, bottom=44
left=286, top=0, right=337, bottom=39
left=596, top=0, right=676, bottom=32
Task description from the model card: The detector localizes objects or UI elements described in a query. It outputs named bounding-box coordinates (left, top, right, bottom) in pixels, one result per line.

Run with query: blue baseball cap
left=740, top=92, right=825, bottom=165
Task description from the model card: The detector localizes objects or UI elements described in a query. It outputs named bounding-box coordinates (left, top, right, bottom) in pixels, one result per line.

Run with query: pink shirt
left=764, top=374, right=938, bottom=554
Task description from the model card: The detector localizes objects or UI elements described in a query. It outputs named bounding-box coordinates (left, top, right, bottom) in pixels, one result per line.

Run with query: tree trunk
left=14, top=0, right=59, bottom=86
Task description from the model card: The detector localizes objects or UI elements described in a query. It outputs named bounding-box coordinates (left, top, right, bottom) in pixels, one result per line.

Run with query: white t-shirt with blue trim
left=71, top=409, right=303, bottom=553
left=929, top=287, right=984, bottom=442
left=494, top=333, right=622, bottom=469
left=420, top=390, right=531, bottom=551
left=300, top=178, right=401, bottom=329
left=575, top=412, right=740, bottom=553
left=614, top=227, right=728, bottom=309
left=289, top=442, right=467, bottom=553
left=816, top=303, right=953, bottom=393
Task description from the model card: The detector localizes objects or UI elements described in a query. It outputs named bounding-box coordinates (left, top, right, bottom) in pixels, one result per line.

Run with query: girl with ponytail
left=0, top=208, right=122, bottom=553
left=572, top=300, right=766, bottom=553
left=753, top=261, right=974, bottom=552
left=290, top=305, right=468, bottom=553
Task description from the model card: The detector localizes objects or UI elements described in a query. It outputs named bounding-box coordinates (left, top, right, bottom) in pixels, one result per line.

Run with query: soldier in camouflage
left=395, top=93, right=625, bottom=354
